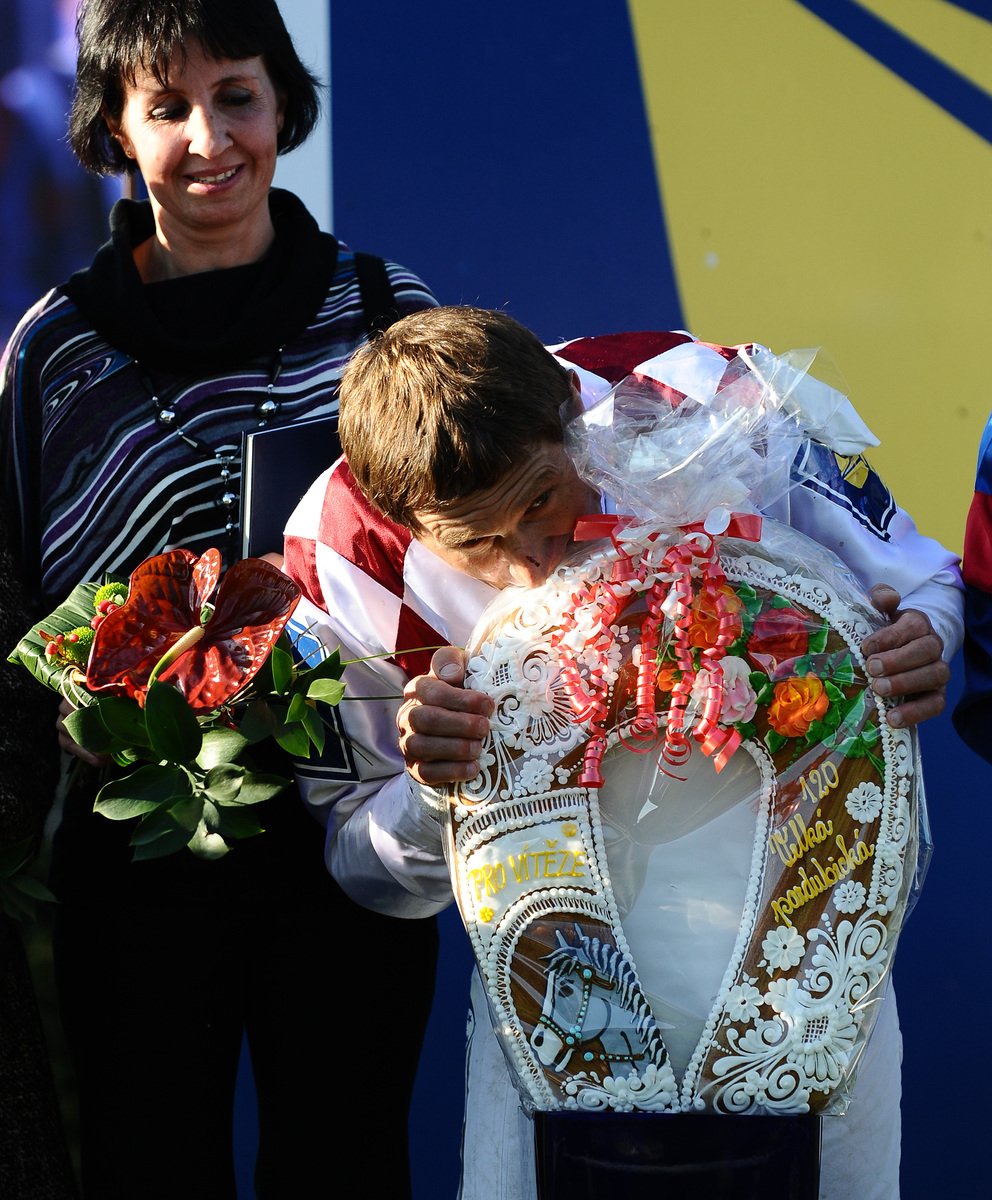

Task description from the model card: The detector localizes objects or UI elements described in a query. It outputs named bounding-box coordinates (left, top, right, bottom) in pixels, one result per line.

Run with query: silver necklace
left=137, top=348, right=285, bottom=534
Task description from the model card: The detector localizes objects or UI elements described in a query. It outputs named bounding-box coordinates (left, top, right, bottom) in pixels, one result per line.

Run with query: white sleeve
left=786, top=441, right=963, bottom=658
left=289, top=596, right=453, bottom=918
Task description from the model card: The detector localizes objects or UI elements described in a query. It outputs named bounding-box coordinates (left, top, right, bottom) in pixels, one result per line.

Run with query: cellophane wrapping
left=425, top=350, right=925, bottom=1119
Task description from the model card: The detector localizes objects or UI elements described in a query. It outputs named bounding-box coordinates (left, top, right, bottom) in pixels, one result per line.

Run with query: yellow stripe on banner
left=628, top=0, right=992, bottom=553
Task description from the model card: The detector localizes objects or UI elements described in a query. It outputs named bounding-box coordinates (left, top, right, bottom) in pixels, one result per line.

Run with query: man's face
left=411, top=442, right=599, bottom=589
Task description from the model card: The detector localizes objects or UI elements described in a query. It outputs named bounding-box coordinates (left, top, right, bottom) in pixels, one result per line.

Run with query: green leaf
left=94, top=765, right=192, bottom=820
left=808, top=619, right=829, bottom=655
left=299, top=648, right=343, bottom=683
left=145, top=681, right=203, bottom=764
left=803, top=718, right=830, bottom=745
left=238, top=699, right=279, bottom=744
left=131, top=821, right=195, bottom=861
left=186, top=820, right=230, bottom=860
left=272, top=722, right=312, bottom=757
left=301, top=705, right=326, bottom=755
left=203, top=763, right=246, bottom=806
left=270, top=642, right=295, bottom=693
left=765, top=729, right=787, bottom=754
left=62, top=705, right=119, bottom=756
left=7, top=875, right=57, bottom=903
left=749, top=671, right=774, bottom=704
left=836, top=688, right=868, bottom=733
left=215, top=808, right=266, bottom=840
left=6, top=580, right=103, bottom=690
left=306, top=678, right=345, bottom=706
left=130, top=796, right=205, bottom=844
left=167, top=794, right=209, bottom=832
left=770, top=595, right=793, bottom=609
left=249, top=653, right=275, bottom=695
left=736, top=582, right=762, bottom=618
left=286, top=692, right=309, bottom=723
left=197, top=725, right=249, bottom=769
left=830, top=652, right=855, bottom=687
left=237, top=772, right=290, bottom=806
left=96, top=695, right=153, bottom=749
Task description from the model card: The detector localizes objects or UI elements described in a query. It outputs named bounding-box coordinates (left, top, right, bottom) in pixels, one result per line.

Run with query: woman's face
left=112, top=42, right=285, bottom=255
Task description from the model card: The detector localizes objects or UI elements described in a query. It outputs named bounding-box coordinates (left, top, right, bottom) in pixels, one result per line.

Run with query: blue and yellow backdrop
left=328, top=4, right=988, bottom=1196
left=1, top=2, right=987, bottom=1197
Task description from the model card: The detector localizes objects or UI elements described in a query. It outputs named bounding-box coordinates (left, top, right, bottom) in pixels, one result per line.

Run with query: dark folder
left=241, top=416, right=341, bottom=560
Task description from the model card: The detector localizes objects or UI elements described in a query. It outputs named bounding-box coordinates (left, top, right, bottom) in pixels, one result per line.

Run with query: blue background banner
left=1, top=2, right=986, bottom=1196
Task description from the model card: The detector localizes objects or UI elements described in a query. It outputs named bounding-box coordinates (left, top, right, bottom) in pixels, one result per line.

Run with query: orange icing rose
left=686, top=585, right=743, bottom=652
left=656, top=662, right=681, bottom=692
left=767, top=674, right=829, bottom=737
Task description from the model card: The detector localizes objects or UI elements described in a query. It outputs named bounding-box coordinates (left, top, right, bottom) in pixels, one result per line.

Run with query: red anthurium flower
left=86, top=548, right=301, bottom=712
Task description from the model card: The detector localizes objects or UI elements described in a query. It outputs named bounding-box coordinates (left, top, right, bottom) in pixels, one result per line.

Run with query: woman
left=0, top=2, right=439, bottom=1196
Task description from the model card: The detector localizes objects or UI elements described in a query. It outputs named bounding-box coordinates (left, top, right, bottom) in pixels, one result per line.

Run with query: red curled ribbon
left=556, top=512, right=763, bottom=786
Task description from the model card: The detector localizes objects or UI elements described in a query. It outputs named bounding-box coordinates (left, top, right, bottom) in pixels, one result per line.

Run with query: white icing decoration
left=434, top=531, right=918, bottom=1116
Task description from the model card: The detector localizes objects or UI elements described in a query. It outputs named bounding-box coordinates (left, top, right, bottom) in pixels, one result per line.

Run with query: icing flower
left=690, top=656, right=758, bottom=725
left=716, top=655, right=758, bottom=724
left=767, top=675, right=829, bottom=738
left=656, top=661, right=681, bottom=692
left=833, top=880, right=867, bottom=914
left=762, top=924, right=806, bottom=971
left=747, top=605, right=810, bottom=674
left=515, top=757, right=554, bottom=796
left=845, top=781, right=883, bottom=823
left=725, top=981, right=764, bottom=1024
left=686, top=584, right=743, bottom=651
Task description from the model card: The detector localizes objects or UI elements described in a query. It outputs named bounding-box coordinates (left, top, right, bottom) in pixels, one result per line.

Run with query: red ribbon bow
left=557, top=512, right=762, bottom=786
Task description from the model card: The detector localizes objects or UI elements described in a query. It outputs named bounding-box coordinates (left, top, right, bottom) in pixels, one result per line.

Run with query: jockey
left=283, top=305, right=961, bottom=1200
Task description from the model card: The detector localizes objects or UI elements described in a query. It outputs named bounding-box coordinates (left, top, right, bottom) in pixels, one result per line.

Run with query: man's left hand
left=861, top=584, right=949, bottom=728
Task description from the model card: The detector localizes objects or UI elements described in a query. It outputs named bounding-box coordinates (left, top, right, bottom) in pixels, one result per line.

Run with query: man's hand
left=862, top=584, right=949, bottom=728
left=396, top=647, right=493, bottom=786
left=56, top=698, right=109, bottom=766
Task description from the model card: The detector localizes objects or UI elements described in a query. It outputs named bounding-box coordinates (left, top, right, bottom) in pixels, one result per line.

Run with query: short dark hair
left=69, top=0, right=321, bottom=175
left=339, top=307, right=575, bottom=529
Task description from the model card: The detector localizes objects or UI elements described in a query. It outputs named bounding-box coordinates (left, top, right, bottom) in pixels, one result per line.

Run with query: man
left=283, top=306, right=961, bottom=1198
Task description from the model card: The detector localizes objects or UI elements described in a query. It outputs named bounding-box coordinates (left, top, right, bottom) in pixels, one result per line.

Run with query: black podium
left=534, top=1111, right=821, bottom=1200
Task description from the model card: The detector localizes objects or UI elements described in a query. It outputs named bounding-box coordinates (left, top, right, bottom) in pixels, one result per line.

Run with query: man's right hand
left=396, top=647, right=493, bottom=786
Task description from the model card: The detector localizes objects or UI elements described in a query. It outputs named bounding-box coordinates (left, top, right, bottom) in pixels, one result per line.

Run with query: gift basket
left=423, top=345, right=926, bottom=1198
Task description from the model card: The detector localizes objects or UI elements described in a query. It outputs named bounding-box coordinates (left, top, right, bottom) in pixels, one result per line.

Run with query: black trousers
left=50, top=782, right=438, bottom=1200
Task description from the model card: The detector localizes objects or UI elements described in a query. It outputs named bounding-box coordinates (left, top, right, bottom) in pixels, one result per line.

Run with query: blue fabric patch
left=975, top=412, right=992, bottom=495
left=287, top=615, right=359, bottom=782
left=792, top=441, right=896, bottom=541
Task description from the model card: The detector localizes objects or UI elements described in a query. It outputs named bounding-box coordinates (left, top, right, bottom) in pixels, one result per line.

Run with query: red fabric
left=963, top=490, right=992, bottom=593
left=316, top=461, right=413, bottom=599
left=553, top=331, right=693, bottom=382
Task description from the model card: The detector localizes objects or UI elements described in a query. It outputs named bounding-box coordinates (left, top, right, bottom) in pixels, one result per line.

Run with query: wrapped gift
left=424, top=347, right=924, bottom=1126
